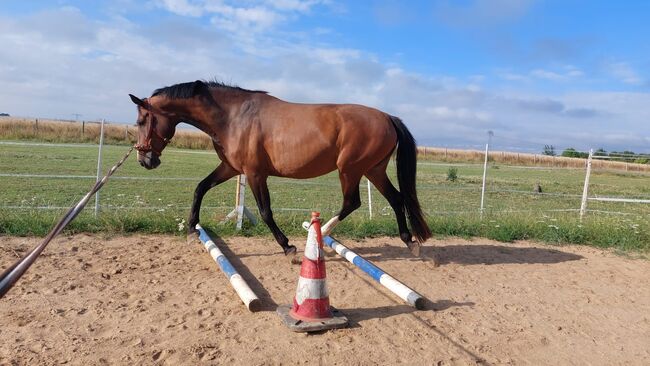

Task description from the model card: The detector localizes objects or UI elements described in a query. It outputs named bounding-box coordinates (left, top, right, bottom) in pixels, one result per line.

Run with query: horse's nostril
left=139, top=161, right=145, bottom=167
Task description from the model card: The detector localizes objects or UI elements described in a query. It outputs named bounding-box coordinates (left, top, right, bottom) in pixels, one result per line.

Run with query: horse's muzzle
left=138, top=151, right=161, bottom=170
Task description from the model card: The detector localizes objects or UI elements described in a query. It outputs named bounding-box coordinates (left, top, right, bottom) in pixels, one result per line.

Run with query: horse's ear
left=129, top=94, right=146, bottom=107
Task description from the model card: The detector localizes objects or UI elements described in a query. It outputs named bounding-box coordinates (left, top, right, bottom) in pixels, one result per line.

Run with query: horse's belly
left=271, top=153, right=338, bottom=179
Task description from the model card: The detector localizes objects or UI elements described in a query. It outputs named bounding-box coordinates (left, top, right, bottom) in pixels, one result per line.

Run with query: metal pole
left=580, top=149, right=593, bottom=220
left=480, top=131, right=493, bottom=217
left=94, top=119, right=105, bottom=217
left=367, top=179, right=373, bottom=219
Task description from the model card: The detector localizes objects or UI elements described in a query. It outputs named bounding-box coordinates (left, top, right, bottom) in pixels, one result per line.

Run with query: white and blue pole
left=302, top=222, right=424, bottom=309
left=324, top=236, right=425, bottom=310
left=195, top=224, right=261, bottom=312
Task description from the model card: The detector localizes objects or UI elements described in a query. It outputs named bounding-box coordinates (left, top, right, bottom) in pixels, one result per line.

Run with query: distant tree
left=561, top=148, right=589, bottom=159
left=561, top=147, right=577, bottom=157
left=0, top=113, right=9, bottom=117
left=594, top=148, right=607, bottom=157
left=542, top=145, right=556, bottom=156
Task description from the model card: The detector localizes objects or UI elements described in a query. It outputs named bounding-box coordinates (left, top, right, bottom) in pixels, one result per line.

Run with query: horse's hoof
left=284, top=245, right=297, bottom=255
left=186, top=230, right=200, bottom=245
left=186, top=227, right=201, bottom=244
left=407, top=241, right=421, bottom=257
left=284, top=245, right=301, bottom=265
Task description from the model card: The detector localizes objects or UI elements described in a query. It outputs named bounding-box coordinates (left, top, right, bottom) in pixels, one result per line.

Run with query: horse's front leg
left=188, top=162, right=238, bottom=235
left=246, top=174, right=297, bottom=257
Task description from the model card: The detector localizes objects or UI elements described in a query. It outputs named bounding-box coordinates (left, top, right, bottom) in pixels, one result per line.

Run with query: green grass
left=0, top=141, right=648, bottom=253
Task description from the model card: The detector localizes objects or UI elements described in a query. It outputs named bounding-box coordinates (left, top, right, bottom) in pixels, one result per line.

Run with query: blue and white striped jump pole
left=302, top=222, right=425, bottom=310
left=195, top=224, right=261, bottom=312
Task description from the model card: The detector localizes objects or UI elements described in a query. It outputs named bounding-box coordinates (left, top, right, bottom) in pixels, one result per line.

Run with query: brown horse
left=129, top=80, right=431, bottom=257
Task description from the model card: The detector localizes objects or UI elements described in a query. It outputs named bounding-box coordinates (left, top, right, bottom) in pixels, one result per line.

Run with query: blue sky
left=1, top=0, right=649, bottom=152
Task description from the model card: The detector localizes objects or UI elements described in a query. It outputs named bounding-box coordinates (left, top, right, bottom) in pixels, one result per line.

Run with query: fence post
left=94, top=119, right=105, bottom=217
left=223, top=175, right=257, bottom=230
left=125, top=125, right=129, bottom=141
left=235, top=175, right=246, bottom=230
left=480, top=131, right=493, bottom=217
left=82, top=121, right=85, bottom=137
left=367, top=179, right=373, bottom=219
left=579, top=149, right=593, bottom=220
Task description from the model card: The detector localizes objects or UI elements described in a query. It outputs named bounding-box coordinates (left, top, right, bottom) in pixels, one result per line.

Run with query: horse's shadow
left=203, top=229, right=278, bottom=312
left=339, top=299, right=474, bottom=328
left=348, top=242, right=584, bottom=266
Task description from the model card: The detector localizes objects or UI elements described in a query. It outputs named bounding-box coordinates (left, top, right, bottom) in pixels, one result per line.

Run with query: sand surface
left=1, top=233, right=649, bottom=365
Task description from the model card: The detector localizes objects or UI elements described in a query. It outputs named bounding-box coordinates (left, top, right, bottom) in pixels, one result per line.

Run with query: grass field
left=0, top=141, right=648, bottom=252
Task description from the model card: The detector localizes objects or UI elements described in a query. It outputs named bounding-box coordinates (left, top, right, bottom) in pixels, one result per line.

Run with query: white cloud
left=157, top=0, right=204, bottom=17
left=155, top=0, right=329, bottom=32
left=0, top=5, right=648, bottom=153
left=606, top=61, right=643, bottom=85
left=209, top=5, right=283, bottom=31
left=530, top=69, right=566, bottom=81
left=499, top=65, right=584, bottom=83
left=265, top=0, right=325, bottom=12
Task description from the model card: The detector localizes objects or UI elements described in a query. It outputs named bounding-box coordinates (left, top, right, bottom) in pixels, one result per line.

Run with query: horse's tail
left=390, top=115, right=432, bottom=243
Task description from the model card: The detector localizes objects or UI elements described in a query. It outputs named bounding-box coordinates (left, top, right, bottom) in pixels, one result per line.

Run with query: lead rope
left=0, top=146, right=135, bottom=299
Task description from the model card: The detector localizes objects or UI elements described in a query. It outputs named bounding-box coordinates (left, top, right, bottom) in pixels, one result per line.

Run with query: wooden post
left=480, top=143, right=489, bottom=217
left=367, top=179, right=373, bottom=219
left=95, top=119, right=105, bottom=217
left=235, top=175, right=242, bottom=207
left=579, top=149, right=594, bottom=220
left=82, top=121, right=85, bottom=136
left=235, top=175, right=246, bottom=230
left=223, top=175, right=257, bottom=230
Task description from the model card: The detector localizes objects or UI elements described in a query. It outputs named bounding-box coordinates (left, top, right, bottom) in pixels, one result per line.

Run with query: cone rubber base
left=277, top=305, right=348, bottom=332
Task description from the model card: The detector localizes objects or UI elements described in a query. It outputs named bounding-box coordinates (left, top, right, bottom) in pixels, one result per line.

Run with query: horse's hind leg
left=365, top=164, right=421, bottom=256
left=322, top=171, right=362, bottom=236
left=246, top=174, right=297, bottom=257
left=188, top=162, right=238, bottom=234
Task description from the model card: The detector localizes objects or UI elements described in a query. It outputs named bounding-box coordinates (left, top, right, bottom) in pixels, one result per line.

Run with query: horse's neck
left=172, top=91, right=245, bottom=145
left=158, top=97, right=219, bottom=134
left=163, top=90, right=259, bottom=148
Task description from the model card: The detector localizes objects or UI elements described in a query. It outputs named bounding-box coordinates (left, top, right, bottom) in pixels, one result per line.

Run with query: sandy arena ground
left=1, top=233, right=649, bottom=365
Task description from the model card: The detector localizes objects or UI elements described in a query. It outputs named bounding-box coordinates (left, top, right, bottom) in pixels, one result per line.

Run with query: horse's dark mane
left=151, top=80, right=267, bottom=99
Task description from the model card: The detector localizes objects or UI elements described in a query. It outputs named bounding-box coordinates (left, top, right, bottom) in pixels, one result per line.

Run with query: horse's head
left=129, top=94, right=177, bottom=170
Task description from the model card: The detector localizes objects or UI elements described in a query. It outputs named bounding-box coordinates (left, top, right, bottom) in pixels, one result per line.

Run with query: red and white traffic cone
left=277, top=212, right=348, bottom=332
